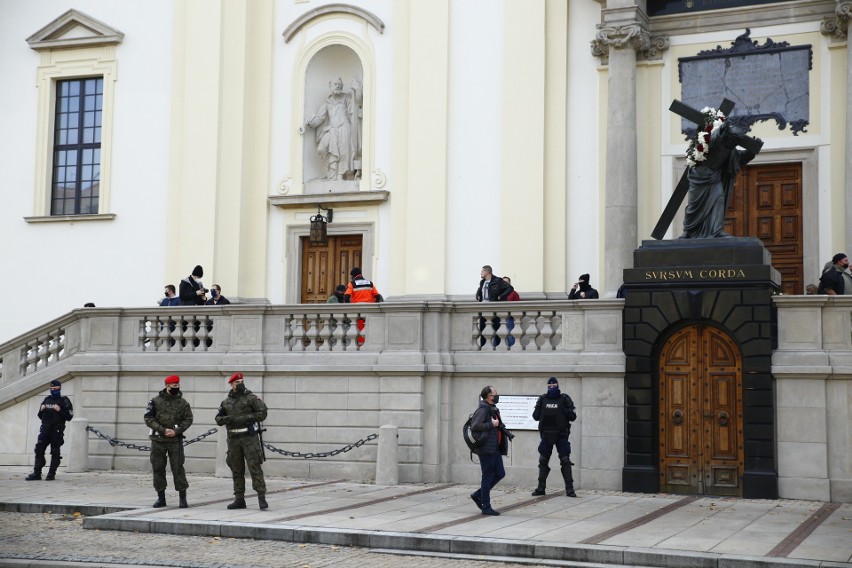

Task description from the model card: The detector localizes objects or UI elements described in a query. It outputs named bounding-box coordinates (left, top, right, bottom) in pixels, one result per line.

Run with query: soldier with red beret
left=144, top=375, right=193, bottom=508
left=216, top=372, right=269, bottom=510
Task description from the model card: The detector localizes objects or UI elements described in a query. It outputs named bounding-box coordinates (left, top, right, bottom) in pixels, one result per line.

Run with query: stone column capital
left=821, top=1, right=852, bottom=41
left=591, top=23, right=669, bottom=62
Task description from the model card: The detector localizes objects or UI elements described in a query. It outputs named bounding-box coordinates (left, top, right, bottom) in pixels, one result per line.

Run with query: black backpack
left=462, top=413, right=486, bottom=454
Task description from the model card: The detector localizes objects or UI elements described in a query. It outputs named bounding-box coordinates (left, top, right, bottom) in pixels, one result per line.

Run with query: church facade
left=0, top=1, right=850, bottom=502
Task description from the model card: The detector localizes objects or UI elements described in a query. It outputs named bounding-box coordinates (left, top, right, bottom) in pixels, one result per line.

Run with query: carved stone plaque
left=679, top=29, right=811, bottom=136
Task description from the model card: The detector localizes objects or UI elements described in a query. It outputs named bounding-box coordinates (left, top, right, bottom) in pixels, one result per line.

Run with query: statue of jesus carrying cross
left=651, top=98, right=764, bottom=240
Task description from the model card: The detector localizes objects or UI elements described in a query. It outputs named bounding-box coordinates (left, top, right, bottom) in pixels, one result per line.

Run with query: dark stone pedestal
left=621, top=237, right=779, bottom=499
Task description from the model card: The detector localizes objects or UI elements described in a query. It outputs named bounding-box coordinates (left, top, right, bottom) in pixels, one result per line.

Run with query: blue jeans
left=474, top=452, right=505, bottom=510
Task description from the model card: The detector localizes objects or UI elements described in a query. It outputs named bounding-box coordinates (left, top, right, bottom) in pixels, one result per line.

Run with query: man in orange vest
left=344, top=267, right=382, bottom=303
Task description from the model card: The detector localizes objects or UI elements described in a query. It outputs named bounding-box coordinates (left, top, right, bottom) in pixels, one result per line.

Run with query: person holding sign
left=531, top=377, right=577, bottom=497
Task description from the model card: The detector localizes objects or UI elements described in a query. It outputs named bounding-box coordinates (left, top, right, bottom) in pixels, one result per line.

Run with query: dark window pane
left=51, top=78, right=103, bottom=215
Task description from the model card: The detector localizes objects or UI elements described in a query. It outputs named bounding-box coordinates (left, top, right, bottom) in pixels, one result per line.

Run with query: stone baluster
left=305, top=314, right=319, bottom=351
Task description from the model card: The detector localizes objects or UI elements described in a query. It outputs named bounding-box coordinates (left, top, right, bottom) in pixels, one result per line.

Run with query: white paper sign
left=496, top=395, right=539, bottom=430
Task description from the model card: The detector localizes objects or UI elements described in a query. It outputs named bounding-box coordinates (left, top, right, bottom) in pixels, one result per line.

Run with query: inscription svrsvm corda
left=643, top=268, right=747, bottom=282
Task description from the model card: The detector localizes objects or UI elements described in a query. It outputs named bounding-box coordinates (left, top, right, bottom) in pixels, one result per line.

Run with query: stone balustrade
left=0, top=298, right=849, bottom=501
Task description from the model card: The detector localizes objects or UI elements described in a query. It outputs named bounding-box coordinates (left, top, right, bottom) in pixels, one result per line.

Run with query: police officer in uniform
left=216, top=372, right=269, bottom=510
left=26, top=380, right=74, bottom=481
left=531, top=377, right=577, bottom=497
left=144, top=375, right=193, bottom=508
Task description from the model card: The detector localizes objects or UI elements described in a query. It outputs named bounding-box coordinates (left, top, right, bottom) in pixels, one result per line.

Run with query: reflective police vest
left=538, top=395, right=571, bottom=433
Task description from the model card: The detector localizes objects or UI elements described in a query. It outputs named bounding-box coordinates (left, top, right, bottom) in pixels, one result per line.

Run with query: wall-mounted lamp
left=309, top=205, right=333, bottom=244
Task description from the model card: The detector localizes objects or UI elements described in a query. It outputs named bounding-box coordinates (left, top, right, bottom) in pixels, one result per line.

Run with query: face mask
left=235, top=383, right=247, bottom=394
left=547, top=386, right=561, bottom=398
left=168, top=387, right=180, bottom=395
left=492, top=394, right=499, bottom=404
left=50, top=389, right=61, bottom=399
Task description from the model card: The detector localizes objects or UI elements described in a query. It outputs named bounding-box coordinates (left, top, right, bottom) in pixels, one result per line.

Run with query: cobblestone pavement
left=0, top=512, right=535, bottom=568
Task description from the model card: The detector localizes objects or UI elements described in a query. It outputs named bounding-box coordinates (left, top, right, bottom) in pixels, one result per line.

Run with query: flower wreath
left=685, top=107, right=726, bottom=167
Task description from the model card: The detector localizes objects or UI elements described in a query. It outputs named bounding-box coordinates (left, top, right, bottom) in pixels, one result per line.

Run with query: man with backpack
left=531, top=377, right=578, bottom=497
left=469, top=385, right=508, bottom=516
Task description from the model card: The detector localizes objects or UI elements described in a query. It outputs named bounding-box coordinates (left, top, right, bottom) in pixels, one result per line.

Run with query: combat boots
left=152, top=490, right=167, bottom=508
left=227, top=497, right=247, bottom=510
left=258, top=494, right=268, bottom=510
left=531, top=454, right=550, bottom=496
left=45, top=454, right=61, bottom=480
left=560, top=455, right=577, bottom=498
left=26, top=455, right=46, bottom=480
left=178, top=491, right=188, bottom=509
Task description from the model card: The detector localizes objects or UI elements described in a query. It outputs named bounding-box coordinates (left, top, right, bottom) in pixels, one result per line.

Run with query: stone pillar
left=592, top=4, right=650, bottom=297
left=67, top=417, right=89, bottom=473
left=375, top=424, right=399, bottom=486
left=844, top=2, right=852, bottom=252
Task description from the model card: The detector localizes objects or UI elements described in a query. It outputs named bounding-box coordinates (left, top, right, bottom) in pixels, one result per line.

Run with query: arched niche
left=302, top=44, right=364, bottom=190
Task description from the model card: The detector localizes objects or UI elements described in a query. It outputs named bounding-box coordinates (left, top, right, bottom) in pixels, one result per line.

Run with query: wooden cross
left=650, top=98, right=764, bottom=240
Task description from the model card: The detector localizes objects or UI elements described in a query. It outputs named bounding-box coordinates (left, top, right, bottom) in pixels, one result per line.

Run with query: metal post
left=375, top=424, right=398, bottom=485
left=67, top=417, right=89, bottom=473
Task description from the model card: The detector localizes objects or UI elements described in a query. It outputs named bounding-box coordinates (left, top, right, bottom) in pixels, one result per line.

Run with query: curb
left=81, top=514, right=850, bottom=568
left=0, top=501, right=134, bottom=516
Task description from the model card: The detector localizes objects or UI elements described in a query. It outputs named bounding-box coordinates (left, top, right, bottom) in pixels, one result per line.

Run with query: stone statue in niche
left=303, top=77, right=362, bottom=182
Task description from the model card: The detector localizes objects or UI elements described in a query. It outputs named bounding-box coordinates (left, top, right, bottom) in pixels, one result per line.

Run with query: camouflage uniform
left=216, top=388, right=268, bottom=498
left=144, top=388, right=193, bottom=492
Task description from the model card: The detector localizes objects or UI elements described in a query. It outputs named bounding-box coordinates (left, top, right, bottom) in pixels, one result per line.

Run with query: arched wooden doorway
left=659, top=324, right=744, bottom=496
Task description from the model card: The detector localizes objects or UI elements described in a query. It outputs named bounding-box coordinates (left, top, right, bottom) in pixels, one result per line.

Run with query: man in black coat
left=26, top=380, right=73, bottom=481
left=475, top=265, right=514, bottom=347
left=475, top=265, right=514, bottom=302
left=818, top=253, right=849, bottom=295
left=569, top=273, right=599, bottom=299
left=469, top=385, right=508, bottom=516
left=531, top=377, right=577, bottom=497
left=179, top=265, right=207, bottom=305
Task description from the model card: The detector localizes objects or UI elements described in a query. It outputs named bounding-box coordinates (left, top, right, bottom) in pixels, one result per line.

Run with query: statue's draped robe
left=681, top=128, right=755, bottom=239
left=307, top=92, right=359, bottom=179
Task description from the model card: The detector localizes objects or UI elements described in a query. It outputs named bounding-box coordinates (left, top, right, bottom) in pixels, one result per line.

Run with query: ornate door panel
left=725, top=163, right=803, bottom=294
left=660, top=325, right=743, bottom=495
left=300, top=235, right=363, bottom=303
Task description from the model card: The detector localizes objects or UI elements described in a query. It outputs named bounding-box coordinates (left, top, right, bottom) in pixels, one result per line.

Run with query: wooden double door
left=659, top=325, right=744, bottom=496
left=725, top=163, right=803, bottom=295
left=300, top=235, right=362, bottom=303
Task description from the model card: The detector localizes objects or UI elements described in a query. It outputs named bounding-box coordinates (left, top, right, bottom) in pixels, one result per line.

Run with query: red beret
left=164, top=375, right=180, bottom=384
left=228, top=372, right=244, bottom=384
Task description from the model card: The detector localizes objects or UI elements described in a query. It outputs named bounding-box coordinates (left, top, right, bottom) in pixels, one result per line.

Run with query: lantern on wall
left=309, top=206, right=333, bottom=244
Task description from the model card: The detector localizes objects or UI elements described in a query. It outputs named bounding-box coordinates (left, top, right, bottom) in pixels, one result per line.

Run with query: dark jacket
left=569, top=284, right=599, bottom=299
left=37, top=395, right=74, bottom=431
left=144, top=389, right=194, bottom=443
left=205, top=295, right=231, bottom=305
left=533, top=391, right=577, bottom=434
left=215, top=388, right=268, bottom=436
left=179, top=276, right=206, bottom=306
left=818, top=266, right=845, bottom=295
left=470, top=400, right=508, bottom=456
left=476, top=277, right=514, bottom=302
left=160, top=296, right=180, bottom=306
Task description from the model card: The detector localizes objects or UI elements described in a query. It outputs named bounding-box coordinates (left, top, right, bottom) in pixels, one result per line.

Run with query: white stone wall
left=0, top=1, right=175, bottom=343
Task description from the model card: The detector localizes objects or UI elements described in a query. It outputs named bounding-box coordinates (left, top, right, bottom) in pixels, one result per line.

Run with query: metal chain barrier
left=86, top=425, right=376, bottom=459
left=263, top=432, right=378, bottom=459
left=85, top=425, right=218, bottom=452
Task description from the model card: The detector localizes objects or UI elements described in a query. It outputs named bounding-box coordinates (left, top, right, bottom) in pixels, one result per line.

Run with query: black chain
left=263, top=433, right=378, bottom=459
left=85, top=425, right=218, bottom=452
left=85, top=425, right=377, bottom=459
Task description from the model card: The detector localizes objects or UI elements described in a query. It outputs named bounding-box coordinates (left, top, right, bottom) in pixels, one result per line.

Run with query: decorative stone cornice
left=821, top=1, right=851, bottom=41
left=26, top=9, right=124, bottom=51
